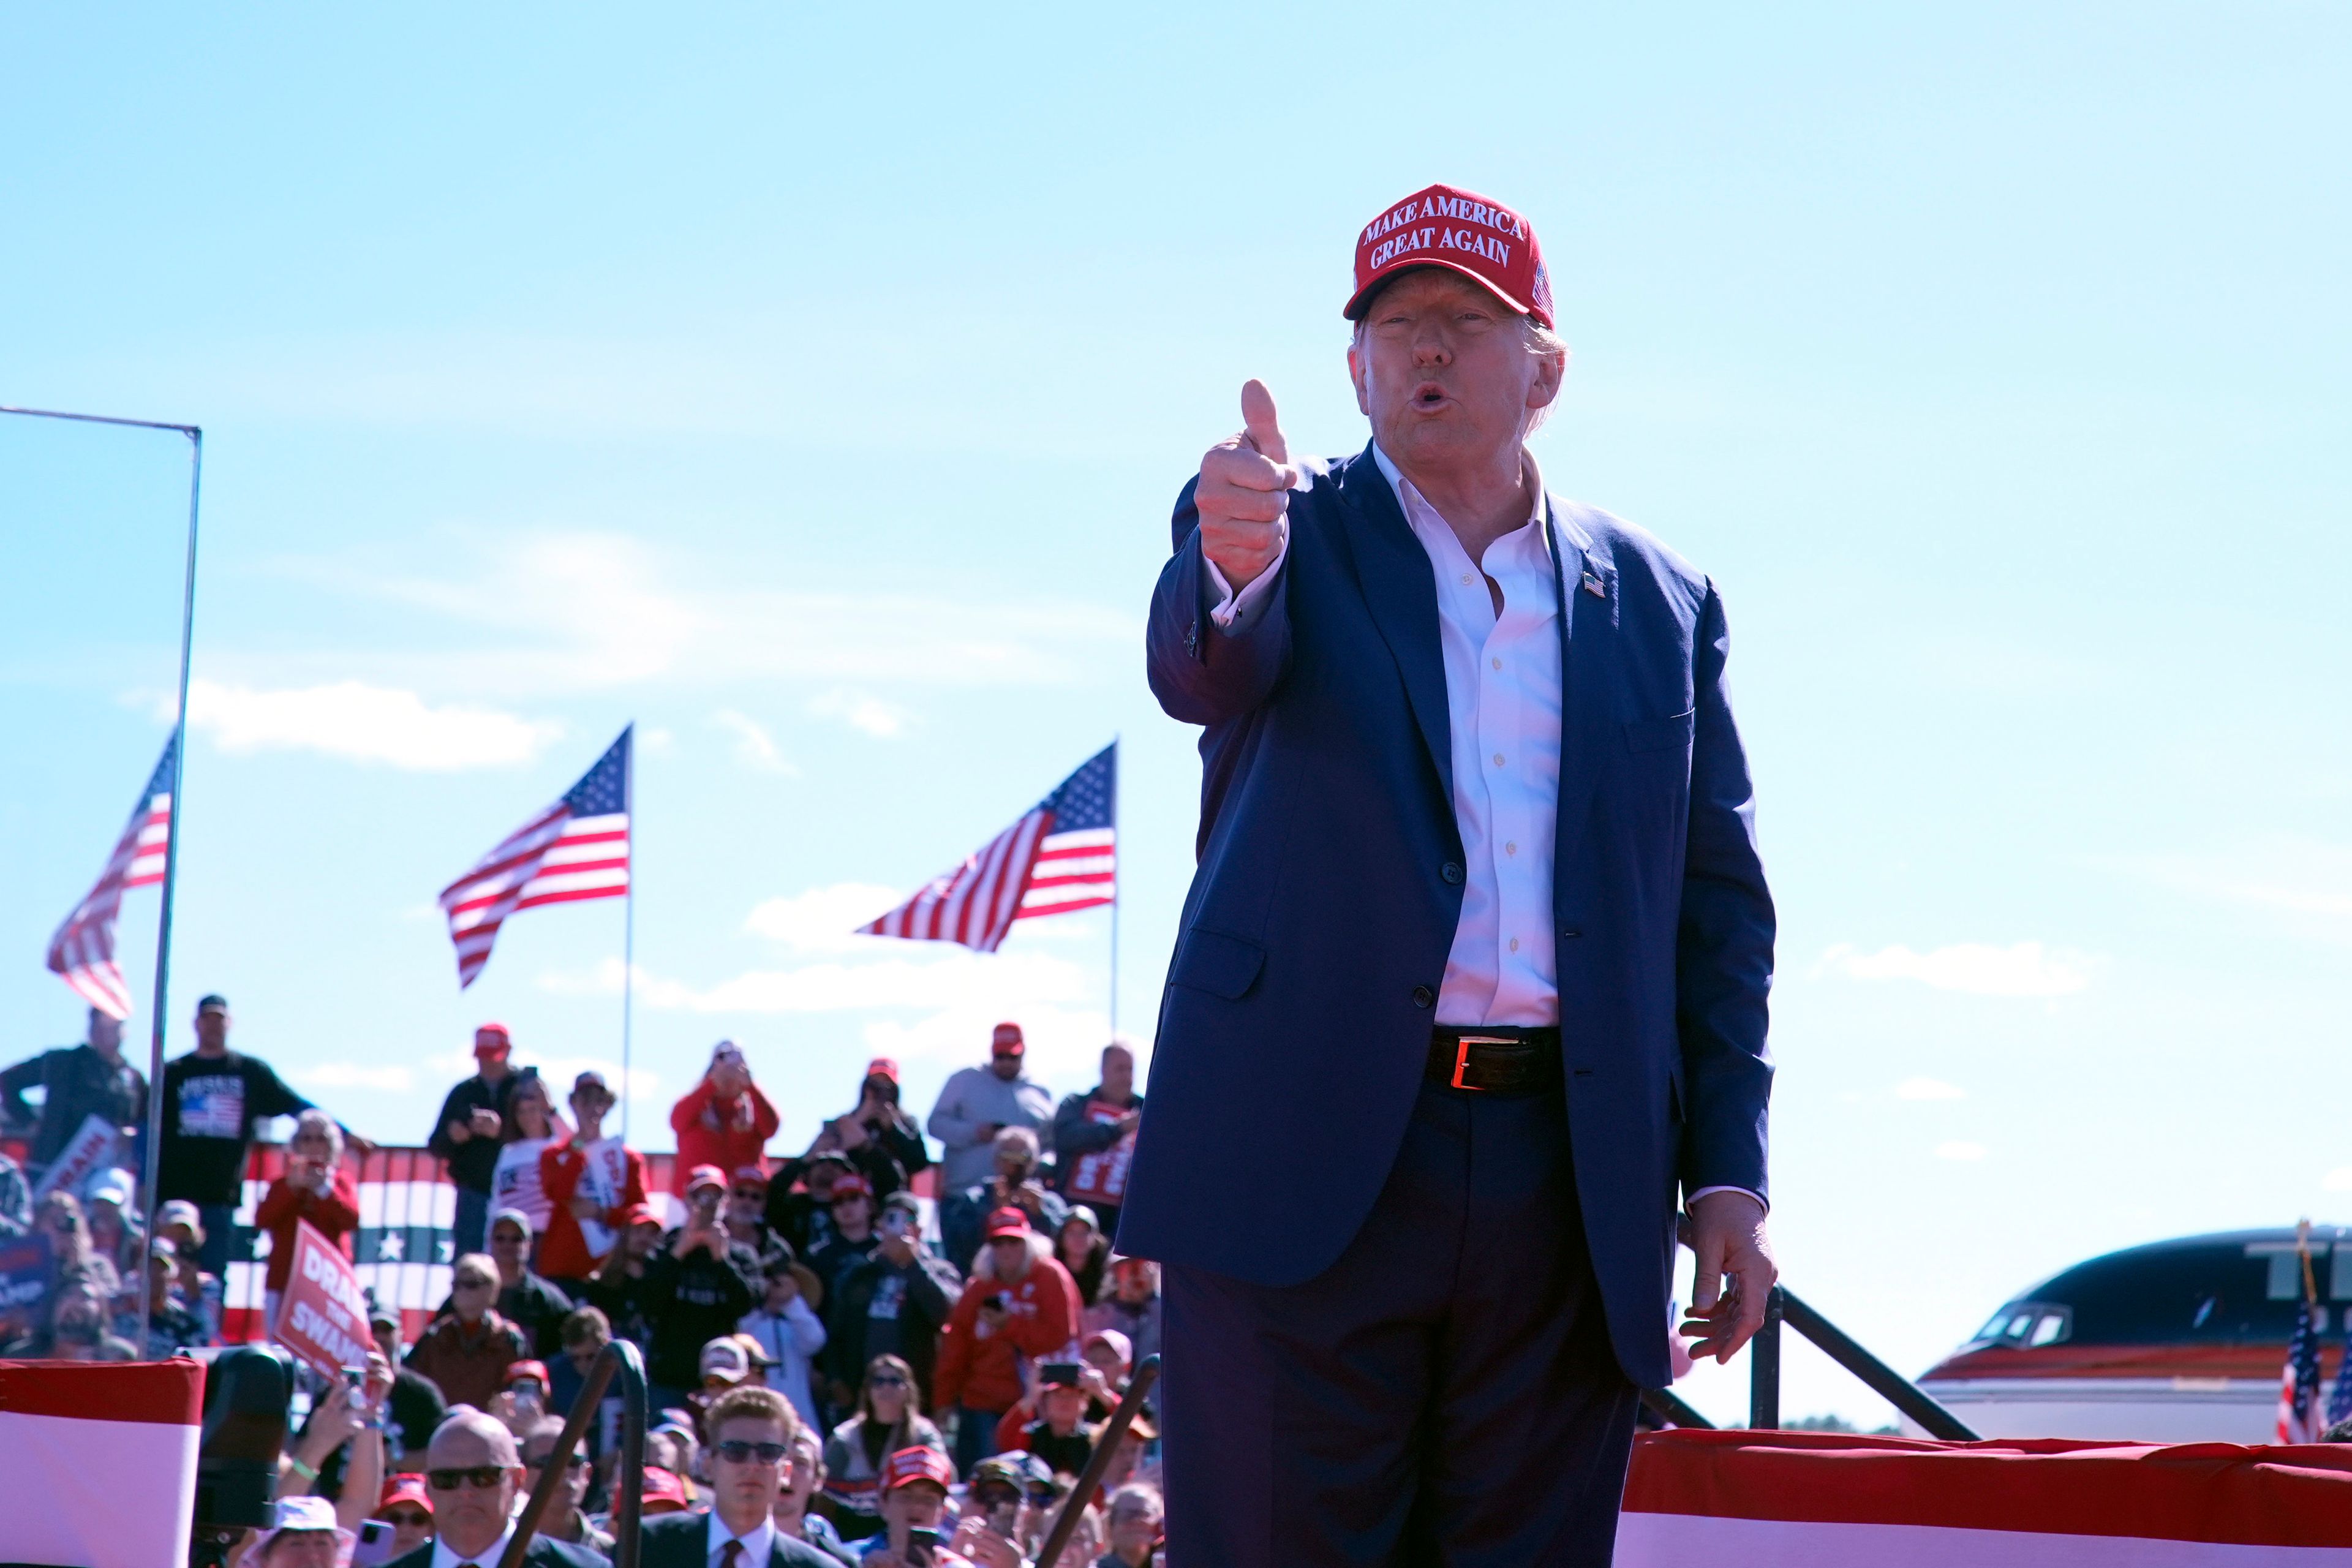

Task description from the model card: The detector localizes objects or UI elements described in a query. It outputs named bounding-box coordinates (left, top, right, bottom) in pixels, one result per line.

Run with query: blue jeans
left=451, top=1186, right=490, bottom=1261
left=954, top=1403, right=1006, bottom=1478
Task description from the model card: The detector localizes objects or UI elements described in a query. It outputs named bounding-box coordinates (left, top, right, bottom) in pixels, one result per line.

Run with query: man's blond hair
left=704, top=1381, right=797, bottom=1444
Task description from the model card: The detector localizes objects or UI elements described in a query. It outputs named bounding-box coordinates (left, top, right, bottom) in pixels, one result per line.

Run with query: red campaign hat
left=505, top=1359, right=550, bottom=1389
left=685, top=1164, right=728, bottom=1194
left=991, top=1022, right=1025, bottom=1054
left=640, top=1466, right=691, bottom=1513
left=473, top=1022, right=512, bottom=1054
left=616, top=1202, right=662, bottom=1230
left=731, top=1164, right=770, bottom=1188
left=1343, top=183, right=1553, bottom=331
left=984, top=1205, right=1031, bottom=1240
left=829, top=1174, right=873, bottom=1202
left=375, top=1475, right=433, bottom=1517
left=865, top=1056, right=900, bottom=1084
left=883, top=1445, right=958, bottom=1492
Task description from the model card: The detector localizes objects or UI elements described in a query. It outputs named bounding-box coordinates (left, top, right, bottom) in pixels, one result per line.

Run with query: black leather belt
left=1425, top=1027, right=1562, bottom=1095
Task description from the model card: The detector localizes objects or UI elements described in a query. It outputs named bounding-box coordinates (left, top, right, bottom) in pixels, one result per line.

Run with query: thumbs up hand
left=1196, top=379, right=1298, bottom=592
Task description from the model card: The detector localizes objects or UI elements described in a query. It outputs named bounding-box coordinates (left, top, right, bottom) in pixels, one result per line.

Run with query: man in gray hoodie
left=925, top=1022, right=1054, bottom=1193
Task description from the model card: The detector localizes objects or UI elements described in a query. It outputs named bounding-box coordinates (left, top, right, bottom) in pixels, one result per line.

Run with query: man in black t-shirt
left=157, top=994, right=318, bottom=1276
left=425, top=1021, right=522, bottom=1257
left=0, top=1006, right=148, bottom=1177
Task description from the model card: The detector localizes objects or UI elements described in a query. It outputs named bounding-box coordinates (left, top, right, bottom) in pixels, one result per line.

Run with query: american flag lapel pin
left=1581, top=570, right=1605, bottom=598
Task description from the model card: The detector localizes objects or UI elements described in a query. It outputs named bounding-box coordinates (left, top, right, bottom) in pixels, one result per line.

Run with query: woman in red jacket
left=667, top=1040, right=778, bottom=1196
left=255, top=1109, right=360, bottom=1332
left=933, top=1208, right=1082, bottom=1477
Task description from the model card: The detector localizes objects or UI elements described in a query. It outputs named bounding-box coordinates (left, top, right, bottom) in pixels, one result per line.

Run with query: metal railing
left=1035, top=1354, right=1163, bottom=1568
left=1649, top=1284, right=1981, bottom=1442
left=504, top=1338, right=649, bottom=1568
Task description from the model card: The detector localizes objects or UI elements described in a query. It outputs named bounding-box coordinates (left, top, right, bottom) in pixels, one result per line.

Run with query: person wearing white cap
left=246, top=1494, right=352, bottom=1567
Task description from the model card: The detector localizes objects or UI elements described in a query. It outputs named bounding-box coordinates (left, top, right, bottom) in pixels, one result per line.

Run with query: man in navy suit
left=1120, top=183, right=1779, bottom=1566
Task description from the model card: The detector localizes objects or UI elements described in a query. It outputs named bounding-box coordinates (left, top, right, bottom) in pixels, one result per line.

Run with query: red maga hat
left=375, top=1475, right=433, bottom=1517
left=1343, top=182, right=1553, bottom=331
left=984, top=1205, right=1031, bottom=1240
left=865, top=1056, right=900, bottom=1083
left=884, top=1444, right=959, bottom=1492
left=640, top=1466, right=691, bottom=1513
left=685, top=1164, right=728, bottom=1194
left=829, top=1174, right=874, bottom=1202
left=505, top=1359, right=550, bottom=1389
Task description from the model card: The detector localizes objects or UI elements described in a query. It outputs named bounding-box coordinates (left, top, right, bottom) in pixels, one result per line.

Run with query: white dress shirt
left=1208, top=440, right=1559, bottom=1025
left=1205, top=443, right=1757, bottom=1209
left=432, top=1523, right=517, bottom=1568
left=707, top=1509, right=778, bottom=1565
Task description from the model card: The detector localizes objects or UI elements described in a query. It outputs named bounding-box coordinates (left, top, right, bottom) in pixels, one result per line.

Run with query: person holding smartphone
left=642, top=1164, right=764, bottom=1412
left=859, top=1446, right=970, bottom=1568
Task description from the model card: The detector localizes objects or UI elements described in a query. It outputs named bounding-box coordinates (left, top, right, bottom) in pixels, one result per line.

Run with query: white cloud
left=2323, top=1168, right=2352, bottom=1193
left=1817, top=941, right=2097, bottom=997
left=178, top=678, right=561, bottom=770
left=2111, top=841, right=2352, bottom=948
left=1895, top=1077, right=1967, bottom=1101
left=712, top=710, right=798, bottom=775
left=296, top=1062, right=416, bottom=1093
left=809, top=688, right=911, bottom=738
left=255, top=530, right=1136, bottom=704
left=746, top=883, right=908, bottom=954
left=1936, top=1141, right=1987, bottom=1161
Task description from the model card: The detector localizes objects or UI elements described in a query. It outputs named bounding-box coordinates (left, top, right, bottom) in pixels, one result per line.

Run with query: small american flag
left=2277, top=1296, right=2324, bottom=1444
left=439, top=727, right=631, bottom=988
left=46, top=731, right=178, bottom=1020
left=860, top=742, right=1115, bottom=952
left=2328, top=1305, right=2352, bottom=1432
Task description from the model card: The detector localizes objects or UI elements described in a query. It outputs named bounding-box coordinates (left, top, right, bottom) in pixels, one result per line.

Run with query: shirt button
left=1491, top=657, right=1502, bottom=671
left=1505, top=842, right=1517, bottom=857
left=1461, top=574, right=1474, bottom=586
left=1493, top=753, right=1506, bottom=767
left=1440, top=861, right=1464, bottom=885
left=1509, top=937, right=1520, bottom=952
left=1561, top=925, right=1583, bottom=940
left=1411, top=986, right=1436, bottom=1009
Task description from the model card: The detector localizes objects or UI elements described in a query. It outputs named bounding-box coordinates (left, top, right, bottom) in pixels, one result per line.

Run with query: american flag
left=439, top=727, right=631, bottom=988
left=860, top=742, right=1115, bottom=952
left=45, top=731, right=178, bottom=1020
left=2278, top=1295, right=2325, bottom=1444
left=2329, top=1305, right=2352, bottom=1433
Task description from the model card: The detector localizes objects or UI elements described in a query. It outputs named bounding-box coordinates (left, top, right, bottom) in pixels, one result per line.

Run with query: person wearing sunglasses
left=379, top=1409, right=604, bottom=1567
left=638, top=1384, right=839, bottom=1566
left=519, top=1417, right=614, bottom=1558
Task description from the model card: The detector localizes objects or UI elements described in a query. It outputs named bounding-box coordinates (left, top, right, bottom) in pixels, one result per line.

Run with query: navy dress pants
left=1160, top=1076, right=1640, bottom=1567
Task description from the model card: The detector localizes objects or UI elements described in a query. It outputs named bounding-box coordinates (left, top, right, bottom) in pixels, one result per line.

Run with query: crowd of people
left=0, top=998, right=1163, bottom=1567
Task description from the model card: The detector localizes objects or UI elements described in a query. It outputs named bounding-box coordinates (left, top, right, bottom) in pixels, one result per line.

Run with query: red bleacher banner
left=215, top=1144, right=687, bottom=1346
left=1616, top=1428, right=2352, bottom=1564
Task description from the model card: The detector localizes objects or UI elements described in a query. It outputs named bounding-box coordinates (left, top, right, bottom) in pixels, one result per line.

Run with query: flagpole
left=622, top=723, right=636, bottom=1144
left=1109, top=734, right=1120, bottom=1040
left=2, top=404, right=203, bottom=1347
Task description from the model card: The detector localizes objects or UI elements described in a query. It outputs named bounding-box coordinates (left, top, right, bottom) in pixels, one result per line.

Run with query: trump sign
left=273, top=1218, right=373, bottom=1378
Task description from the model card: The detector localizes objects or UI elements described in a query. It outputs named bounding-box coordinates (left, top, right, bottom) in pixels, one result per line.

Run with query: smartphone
left=350, top=1518, right=396, bottom=1567
left=1041, top=1361, right=1082, bottom=1385
left=879, top=1211, right=911, bottom=1240
left=342, top=1365, right=366, bottom=1392
left=906, top=1526, right=941, bottom=1566
left=984, top=1496, right=1022, bottom=1536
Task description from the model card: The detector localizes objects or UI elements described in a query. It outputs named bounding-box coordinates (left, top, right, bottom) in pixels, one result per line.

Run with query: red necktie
left=721, top=1540, right=746, bottom=1568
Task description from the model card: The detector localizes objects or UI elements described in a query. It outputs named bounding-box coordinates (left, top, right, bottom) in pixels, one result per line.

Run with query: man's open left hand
left=1679, top=1190, right=1776, bottom=1363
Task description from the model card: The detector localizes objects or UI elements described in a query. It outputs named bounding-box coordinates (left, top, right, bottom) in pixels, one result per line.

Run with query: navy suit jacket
left=1118, top=443, right=1774, bottom=1389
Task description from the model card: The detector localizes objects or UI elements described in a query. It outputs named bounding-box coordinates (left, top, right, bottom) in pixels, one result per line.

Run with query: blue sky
left=3, top=4, right=2346, bottom=1425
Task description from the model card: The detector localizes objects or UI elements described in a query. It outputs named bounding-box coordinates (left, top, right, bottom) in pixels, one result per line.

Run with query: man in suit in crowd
left=383, top=1409, right=606, bottom=1567
left=1121, top=182, right=1780, bottom=1565
left=638, top=1383, right=839, bottom=1567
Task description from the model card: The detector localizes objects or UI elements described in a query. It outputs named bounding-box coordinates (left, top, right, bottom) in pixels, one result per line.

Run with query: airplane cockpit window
left=1970, top=1302, right=2070, bottom=1348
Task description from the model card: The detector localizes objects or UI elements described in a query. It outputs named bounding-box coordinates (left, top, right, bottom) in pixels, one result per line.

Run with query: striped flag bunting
left=859, top=742, right=1115, bottom=952
left=438, top=726, right=631, bottom=988
left=45, top=730, right=178, bottom=1019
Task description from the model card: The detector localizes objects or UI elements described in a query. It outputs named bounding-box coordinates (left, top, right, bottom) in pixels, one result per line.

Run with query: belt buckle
left=1450, top=1034, right=1515, bottom=1092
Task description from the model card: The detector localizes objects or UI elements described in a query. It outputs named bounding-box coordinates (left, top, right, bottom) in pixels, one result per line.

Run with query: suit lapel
left=1332, top=446, right=1454, bottom=802
left=1548, top=497, right=1617, bottom=913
